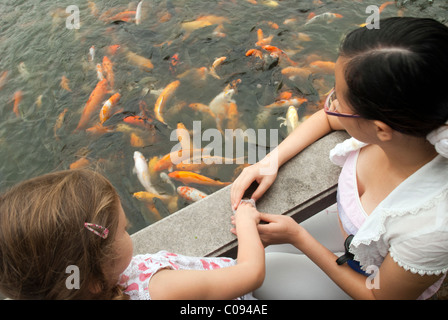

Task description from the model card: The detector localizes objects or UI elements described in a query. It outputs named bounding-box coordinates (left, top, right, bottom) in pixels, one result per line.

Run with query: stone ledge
left=131, top=131, right=349, bottom=259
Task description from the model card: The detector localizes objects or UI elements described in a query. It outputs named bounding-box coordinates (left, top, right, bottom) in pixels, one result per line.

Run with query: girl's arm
left=148, top=203, right=265, bottom=300
left=257, top=213, right=443, bottom=300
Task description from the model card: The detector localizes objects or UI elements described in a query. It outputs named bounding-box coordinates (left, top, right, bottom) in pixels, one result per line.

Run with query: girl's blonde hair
left=0, top=169, right=129, bottom=299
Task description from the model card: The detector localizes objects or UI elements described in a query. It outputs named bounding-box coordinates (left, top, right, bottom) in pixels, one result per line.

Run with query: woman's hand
left=230, top=161, right=278, bottom=211
left=256, top=213, right=304, bottom=247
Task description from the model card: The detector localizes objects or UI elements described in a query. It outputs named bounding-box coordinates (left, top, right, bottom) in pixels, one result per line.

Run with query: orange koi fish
left=310, top=60, right=336, bottom=74
left=107, top=44, right=121, bottom=56
left=125, top=50, right=154, bottom=71
left=100, top=92, right=121, bottom=124
left=108, top=10, right=136, bottom=23
left=177, top=186, right=207, bottom=202
left=123, top=115, right=154, bottom=130
left=0, top=71, right=8, bottom=91
left=54, top=108, right=69, bottom=139
left=12, top=90, right=23, bottom=117
left=262, top=45, right=297, bottom=66
left=102, top=56, right=114, bottom=89
left=265, top=97, right=307, bottom=109
left=281, top=66, right=312, bottom=79
left=177, top=122, right=191, bottom=151
left=226, top=101, right=239, bottom=130
left=154, top=80, right=180, bottom=124
left=209, top=56, right=227, bottom=79
left=60, top=75, right=72, bottom=92
left=188, top=103, right=216, bottom=118
left=76, top=78, right=109, bottom=131
left=246, top=49, right=263, bottom=59
left=379, top=1, right=395, bottom=13
left=69, top=157, right=90, bottom=170
left=168, top=171, right=231, bottom=187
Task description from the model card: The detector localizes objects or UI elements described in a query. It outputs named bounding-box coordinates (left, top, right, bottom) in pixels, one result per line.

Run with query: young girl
left=231, top=17, right=448, bottom=300
left=0, top=169, right=264, bottom=300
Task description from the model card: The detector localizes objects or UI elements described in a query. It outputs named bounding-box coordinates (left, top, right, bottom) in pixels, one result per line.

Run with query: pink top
left=118, top=250, right=253, bottom=300
left=337, top=148, right=445, bottom=300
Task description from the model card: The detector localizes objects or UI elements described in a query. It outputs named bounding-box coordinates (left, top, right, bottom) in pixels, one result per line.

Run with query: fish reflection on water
left=0, top=0, right=435, bottom=234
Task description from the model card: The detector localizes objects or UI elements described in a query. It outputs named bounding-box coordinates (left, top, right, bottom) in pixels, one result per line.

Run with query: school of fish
left=0, top=0, right=408, bottom=230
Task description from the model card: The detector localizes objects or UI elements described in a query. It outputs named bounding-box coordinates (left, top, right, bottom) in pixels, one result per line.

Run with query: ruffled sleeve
left=329, top=137, right=368, bottom=167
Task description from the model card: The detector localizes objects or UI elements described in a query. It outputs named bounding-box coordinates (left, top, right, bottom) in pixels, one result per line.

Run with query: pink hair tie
left=84, top=222, right=109, bottom=239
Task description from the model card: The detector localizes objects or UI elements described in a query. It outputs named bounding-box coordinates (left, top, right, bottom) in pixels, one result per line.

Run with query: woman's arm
left=148, top=203, right=265, bottom=300
left=257, top=212, right=443, bottom=300
left=231, top=109, right=344, bottom=208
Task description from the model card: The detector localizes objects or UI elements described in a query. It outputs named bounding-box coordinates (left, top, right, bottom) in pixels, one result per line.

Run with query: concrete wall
left=131, top=131, right=349, bottom=259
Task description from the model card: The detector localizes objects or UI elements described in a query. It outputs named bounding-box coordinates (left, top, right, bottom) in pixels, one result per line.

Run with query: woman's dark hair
left=339, top=17, right=448, bottom=137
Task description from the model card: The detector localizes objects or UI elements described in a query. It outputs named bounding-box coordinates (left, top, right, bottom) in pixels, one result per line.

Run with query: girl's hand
left=230, top=201, right=261, bottom=235
left=230, top=161, right=278, bottom=211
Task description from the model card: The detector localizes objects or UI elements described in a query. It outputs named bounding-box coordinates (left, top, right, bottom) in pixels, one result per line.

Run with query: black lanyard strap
left=336, top=234, right=355, bottom=265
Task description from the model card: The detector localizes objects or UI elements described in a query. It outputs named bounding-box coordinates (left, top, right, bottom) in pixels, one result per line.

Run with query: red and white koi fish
left=177, top=186, right=208, bottom=202
left=100, top=92, right=121, bottom=124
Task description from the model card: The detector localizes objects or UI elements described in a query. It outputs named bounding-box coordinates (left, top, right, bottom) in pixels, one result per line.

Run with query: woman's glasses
left=324, top=88, right=361, bottom=118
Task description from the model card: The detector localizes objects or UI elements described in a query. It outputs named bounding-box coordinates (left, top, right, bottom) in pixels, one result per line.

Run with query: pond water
left=0, top=0, right=446, bottom=234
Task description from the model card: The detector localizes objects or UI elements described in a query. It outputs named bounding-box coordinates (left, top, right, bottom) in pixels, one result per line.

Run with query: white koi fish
left=133, top=151, right=158, bottom=194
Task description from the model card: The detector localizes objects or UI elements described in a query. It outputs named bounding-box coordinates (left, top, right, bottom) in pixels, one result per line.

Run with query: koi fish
left=255, top=29, right=273, bottom=47
left=209, top=88, right=234, bottom=118
left=305, top=12, right=343, bottom=25
left=177, top=122, right=191, bottom=151
left=134, top=151, right=158, bottom=194
left=108, top=10, right=136, bottom=23
left=125, top=50, right=154, bottom=71
left=107, top=44, right=121, bottom=56
left=123, top=115, right=154, bottom=130
left=177, top=186, right=207, bottom=202
left=135, top=1, right=144, bottom=25
left=379, top=1, right=395, bottom=13
left=88, top=45, right=95, bottom=63
left=209, top=56, right=227, bottom=79
left=154, top=80, right=180, bottom=124
left=0, top=71, right=8, bottom=91
left=281, top=66, right=312, bottom=79
left=278, top=106, right=299, bottom=135
left=102, top=56, right=114, bottom=89
left=60, top=75, right=72, bottom=92
left=76, top=78, right=109, bottom=131
left=96, top=63, right=104, bottom=81
left=100, top=93, right=121, bottom=124
left=246, top=49, right=263, bottom=60
left=168, top=171, right=231, bottom=187
left=265, top=97, right=307, bottom=109
left=54, top=107, right=69, bottom=139
left=188, top=103, right=216, bottom=118
left=12, top=90, right=23, bottom=117
left=69, top=157, right=90, bottom=170
left=133, top=191, right=178, bottom=213
left=310, top=60, right=336, bottom=74
left=169, top=53, right=180, bottom=75
left=226, top=101, right=239, bottom=130
left=209, top=88, right=235, bottom=132
left=262, top=45, right=297, bottom=66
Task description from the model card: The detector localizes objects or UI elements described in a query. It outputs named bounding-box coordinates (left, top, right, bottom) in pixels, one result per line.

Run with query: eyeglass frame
left=324, top=88, right=361, bottom=119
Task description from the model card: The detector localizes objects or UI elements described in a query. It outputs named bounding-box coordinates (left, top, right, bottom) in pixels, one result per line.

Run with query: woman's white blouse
left=330, top=138, right=448, bottom=278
